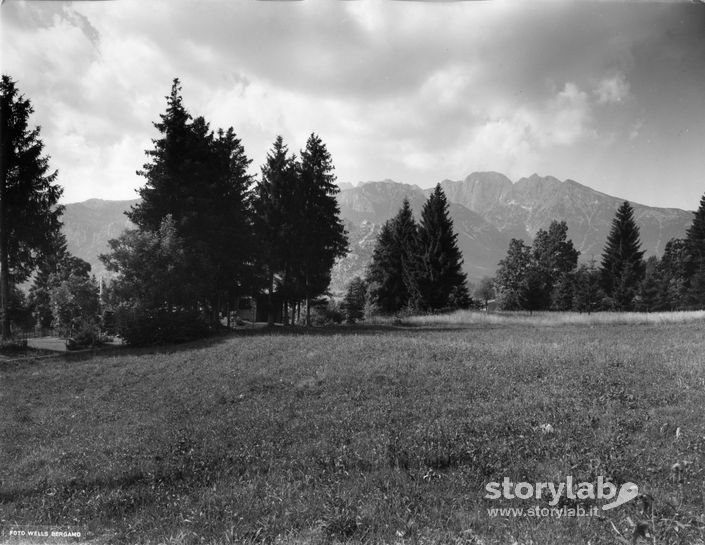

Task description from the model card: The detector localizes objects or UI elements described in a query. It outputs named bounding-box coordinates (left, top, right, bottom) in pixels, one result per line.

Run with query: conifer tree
left=394, top=198, right=422, bottom=310
left=636, top=256, right=663, bottom=312
left=366, top=221, right=399, bottom=313
left=415, top=184, right=469, bottom=310
left=638, top=271, right=662, bottom=312
left=126, top=79, right=254, bottom=318
left=342, top=277, right=367, bottom=324
left=205, top=126, right=254, bottom=306
left=297, top=133, right=349, bottom=325
left=252, top=136, right=300, bottom=325
left=600, top=201, right=645, bottom=310
left=366, top=199, right=419, bottom=313
left=1, top=75, right=64, bottom=339
left=658, top=238, right=688, bottom=310
left=684, top=194, right=705, bottom=307
left=128, top=79, right=194, bottom=232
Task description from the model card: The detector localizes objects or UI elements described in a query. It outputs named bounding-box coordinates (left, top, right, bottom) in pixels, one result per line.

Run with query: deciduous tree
left=29, top=232, right=92, bottom=329
left=533, top=220, right=580, bottom=309
left=573, top=261, right=603, bottom=314
left=473, top=276, right=495, bottom=310
left=495, top=238, right=532, bottom=310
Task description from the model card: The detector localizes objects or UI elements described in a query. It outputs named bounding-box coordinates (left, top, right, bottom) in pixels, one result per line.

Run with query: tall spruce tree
left=600, top=201, right=645, bottom=310
left=684, top=194, right=705, bottom=308
left=0, top=75, right=64, bottom=339
left=252, top=136, right=300, bottom=325
left=637, top=257, right=663, bottom=312
left=366, top=199, right=418, bottom=313
left=126, top=79, right=253, bottom=318
left=394, top=198, right=422, bottom=310
left=659, top=238, right=688, bottom=309
left=685, top=194, right=705, bottom=274
left=297, top=133, right=349, bottom=325
left=128, top=79, right=193, bottom=232
left=203, top=126, right=254, bottom=309
left=415, top=184, right=469, bottom=310
left=366, top=221, right=398, bottom=313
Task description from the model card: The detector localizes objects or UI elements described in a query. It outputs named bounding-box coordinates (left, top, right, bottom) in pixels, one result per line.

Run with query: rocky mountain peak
left=60, top=173, right=693, bottom=295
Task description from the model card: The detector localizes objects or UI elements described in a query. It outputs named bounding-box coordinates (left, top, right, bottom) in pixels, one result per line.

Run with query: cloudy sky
left=2, top=0, right=704, bottom=209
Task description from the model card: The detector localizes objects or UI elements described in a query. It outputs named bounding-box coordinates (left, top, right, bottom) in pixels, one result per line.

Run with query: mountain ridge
left=60, top=173, right=695, bottom=294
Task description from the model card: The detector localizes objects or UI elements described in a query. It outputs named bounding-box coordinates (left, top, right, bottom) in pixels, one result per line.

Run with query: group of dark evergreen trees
left=0, top=76, right=348, bottom=344
left=492, top=199, right=705, bottom=312
left=345, top=185, right=471, bottom=320
left=99, top=79, right=348, bottom=340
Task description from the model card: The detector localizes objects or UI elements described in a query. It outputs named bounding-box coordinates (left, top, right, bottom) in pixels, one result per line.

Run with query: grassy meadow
left=2, top=315, right=705, bottom=544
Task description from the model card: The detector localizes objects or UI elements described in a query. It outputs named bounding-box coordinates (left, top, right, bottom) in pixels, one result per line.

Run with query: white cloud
left=1, top=0, right=702, bottom=209
left=629, top=118, right=645, bottom=141
left=540, top=82, right=594, bottom=146
left=595, top=73, right=631, bottom=104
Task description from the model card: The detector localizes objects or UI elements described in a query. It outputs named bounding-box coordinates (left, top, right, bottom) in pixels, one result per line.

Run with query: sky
left=1, top=0, right=704, bottom=210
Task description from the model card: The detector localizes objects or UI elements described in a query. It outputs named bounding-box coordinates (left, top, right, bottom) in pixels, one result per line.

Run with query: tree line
left=485, top=199, right=705, bottom=313
left=3, top=73, right=705, bottom=344
left=1, top=76, right=348, bottom=345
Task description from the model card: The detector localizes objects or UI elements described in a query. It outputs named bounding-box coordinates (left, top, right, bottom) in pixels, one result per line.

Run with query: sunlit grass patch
left=400, top=308, right=705, bottom=327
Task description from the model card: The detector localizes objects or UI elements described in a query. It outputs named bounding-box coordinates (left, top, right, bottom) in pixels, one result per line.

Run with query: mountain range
left=60, top=172, right=695, bottom=294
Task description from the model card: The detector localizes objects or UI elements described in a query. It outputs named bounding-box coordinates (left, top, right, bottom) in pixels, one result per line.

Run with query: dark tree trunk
left=305, top=273, right=311, bottom=327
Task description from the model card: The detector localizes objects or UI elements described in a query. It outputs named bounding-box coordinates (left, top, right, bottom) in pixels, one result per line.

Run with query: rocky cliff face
left=436, top=173, right=691, bottom=262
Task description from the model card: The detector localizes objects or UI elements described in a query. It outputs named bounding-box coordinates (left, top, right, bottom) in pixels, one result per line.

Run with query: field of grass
left=2, top=318, right=705, bottom=544
left=397, top=309, right=705, bottom=327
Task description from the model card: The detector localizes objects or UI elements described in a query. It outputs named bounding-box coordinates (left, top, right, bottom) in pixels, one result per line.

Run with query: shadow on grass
left=226, top=322, right=479, bottom=337
left=3, top=323, right=484, bottom=367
